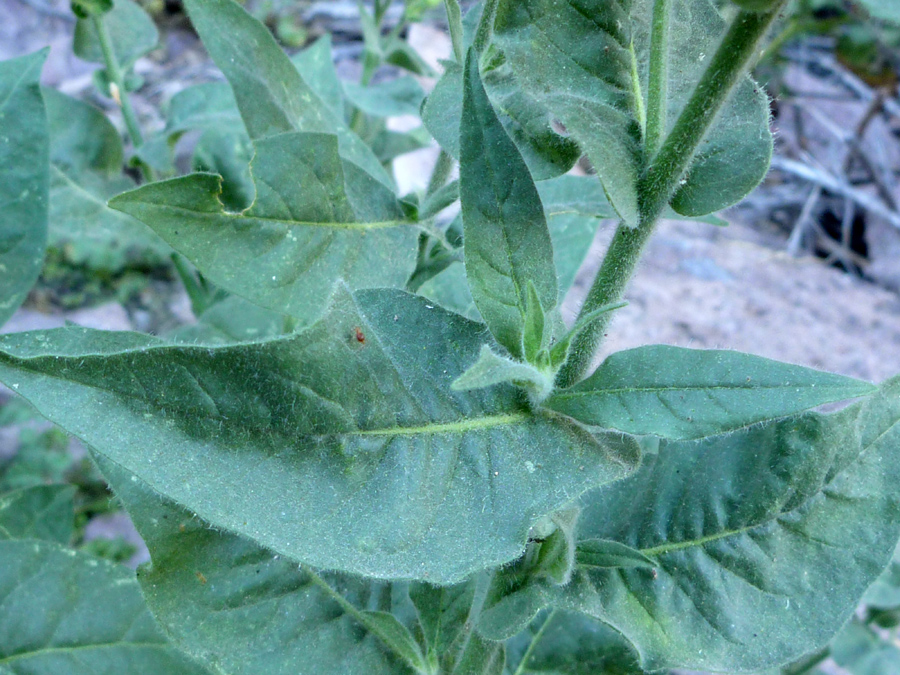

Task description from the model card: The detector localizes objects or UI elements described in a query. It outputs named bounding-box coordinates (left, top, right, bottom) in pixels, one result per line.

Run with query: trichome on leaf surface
left=0, top=0, right=898, bottom=673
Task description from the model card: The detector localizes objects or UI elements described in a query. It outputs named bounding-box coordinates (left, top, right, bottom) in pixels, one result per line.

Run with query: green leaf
left=0, top=51, right=48, bottom=328
left=482, top=380, right=900, bottom=671
left=167, top=295, right=289, bottom=345
left=0, top=485, right=75, bottom=544
left=0, top=539, right=211, bottom=674
left=345, top=77, right=426, bottom=118
left=410, top=580, right=478, bottom=669
left=450, top=634, right=504, bottom=674
left=45, top=88, right=171, bottom=271
left=505, top=610, right=643, bottom=675
left=423, top=60, right=580, bottom=181
left=190, top=128, right=255, bottom=212
left=856, top=0, right=900, bottom=24
left=0, top=288, right=638, bottom=582
left=493, top=0, right=773, bottom=223
left=460, top=48, right=558, bottom=359
left=110, top=132, right=417, bottom=324
left=70, top=0, right=113, bottom=18
left=93, top=454, right=415, bottom=675
left=184, top=0, right=392, bottom=188
left=545, top=346, right=876, bottom=440
left=164, top=82, right=244, bottom=136
left=863, top=543, right=900, bottom=609
left=575, top=539, right=656, bottom=570
left=452, top=345, right=553, bottom=401
left=828, top=620, right=900, bottom=675
left=289, top=35, right=346, bottom=118
left=73, top=0, right=159, bottom=68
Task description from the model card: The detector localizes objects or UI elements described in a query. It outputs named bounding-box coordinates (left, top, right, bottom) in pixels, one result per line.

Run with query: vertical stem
left=556, top=4, right=786, bottom=388
left=645, top=0, right=671, bottom=156
left=443, top=0, right=464, bottom=63
left=91, top=14, right=144, bottom=149
left=426, top=150, right=454, bottom=196
left=473, top=0, right=500, bottom=55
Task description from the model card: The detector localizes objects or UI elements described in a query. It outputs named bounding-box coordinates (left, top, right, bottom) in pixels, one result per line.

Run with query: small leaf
left=0, top=50, right=48, bottom=329
left=290, top=35, right=346, bottom=117
left=0, top=288, right=637, bottom=582
left=110, top=132, right=417, bottom=324
left=575, top=539, right=656, bottom=570
left=0, top=539, right=211, bottom=673
left=522, top=282, right=546, bottom=365
left=344, top=77, right=426, bottom=118
left=359, top=611, right=429, bottom=672
left=460, top=48, right=558, bottom=358
left=535, top=507, right=580, bottom=585
left=545, top=346, right=876, bottom=440
left=73, top=0, right=159, bottom=68
left=410, top=580, right=477, bottom=666
left=452, top=345, right=552, bottom=399
left=0, top=485, right=75, bottom=544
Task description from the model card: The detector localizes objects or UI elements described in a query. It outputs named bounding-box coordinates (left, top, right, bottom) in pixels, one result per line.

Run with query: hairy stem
left=556, top=4, right=786, bottom=388
left=645, top=0, right=671, bottom=155
left=426, top=150, right=454, bottom=196
left=473, top=0, right=500, bottom=54
left=91, top=14, right=144, bottom=150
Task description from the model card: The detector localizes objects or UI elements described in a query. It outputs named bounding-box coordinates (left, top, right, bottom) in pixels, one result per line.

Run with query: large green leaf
left=184, top=0, right=392, bottom=188
left=0, top=485, right=74, bottom=544
left=94, top=454, right=415, bottom=675
left=110, top=132, right=417, bottom=323
left=45, top=89, right=171, bottom=271
left=73, top=0, right=159, bottom=68
left=545, top=346, right=876, bottom=440
left=481, top=378, right=900, bottom=672
left=493, top=0, right=772, bottom=223
left=0, top=51, right=48, bottom=328
left=290, top=35, right=346, bottom=118
left=0, top=539, right=210, bottom=674
left=460, top=49, right=558, bottom=359
left=0, top=288, right=638, bottom=582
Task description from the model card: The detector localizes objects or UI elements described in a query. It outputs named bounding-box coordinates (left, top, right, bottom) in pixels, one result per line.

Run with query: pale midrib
left=139, top=202, right=413, bottom=231
left=640, top=525, right=755, bottom=557
left=350, top=412, right=531, bottom=438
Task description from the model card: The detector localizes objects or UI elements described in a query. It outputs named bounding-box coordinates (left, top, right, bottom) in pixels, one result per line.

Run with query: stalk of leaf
left=556, top=2, right=787, bottom=387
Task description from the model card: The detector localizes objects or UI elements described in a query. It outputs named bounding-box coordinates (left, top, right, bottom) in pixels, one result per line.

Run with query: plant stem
left=512, top=609, right=557, bottom=675
left=645, top=0, right=671, bottom=155
left=556, top=3, right=786, bottom=388
left=473, top=0, right=500, bottom=55
left=426, top=150, right=454, bottom=196
left=91, top=14, right=144, bottom=149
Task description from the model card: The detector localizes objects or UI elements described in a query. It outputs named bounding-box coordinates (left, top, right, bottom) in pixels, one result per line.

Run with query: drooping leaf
left=481, top=379, right=900, bottom=672
left=0, top=51, right=48, bottom=328
left=44, top=88, right=171, bottom=271
left=0, top=288, right=638, bottom=582
left=0, top=539, right=211, bottom=674
left=184, top=0, right=392, bottom=188
left=545, top=345, right=876, bottom=440
left=575, top=539, right=656, bottom=570
left=460, top=49, right=558, bottom=359
left=111, top=132, right=417, bottom=324
left=505, top=610, right=643, bottom=675
left=73, top=0, right=159, bottom=69
left=0, top=485, right=75, bottom=544
left=493, top=0, right=773, bottom=222
left=452, top=345, right=553, bottom=400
